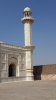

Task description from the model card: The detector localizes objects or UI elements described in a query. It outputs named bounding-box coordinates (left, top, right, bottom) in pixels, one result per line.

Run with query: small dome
left=24, top=7, right=31, bottom=12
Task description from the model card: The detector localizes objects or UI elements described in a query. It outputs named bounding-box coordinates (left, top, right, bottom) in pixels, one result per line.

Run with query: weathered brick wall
left=33, top=64, right=56, bottom=80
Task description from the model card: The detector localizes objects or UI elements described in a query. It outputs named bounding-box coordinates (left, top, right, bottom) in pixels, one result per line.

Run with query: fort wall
left=33, top=64, right=56, bottom=80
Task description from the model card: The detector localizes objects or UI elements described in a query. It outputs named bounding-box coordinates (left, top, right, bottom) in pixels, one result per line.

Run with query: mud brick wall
left=33, top=64, right=56, bottom=80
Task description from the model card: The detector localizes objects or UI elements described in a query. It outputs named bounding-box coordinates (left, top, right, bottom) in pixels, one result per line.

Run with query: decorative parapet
left=0, top=42, right=25, bottom=50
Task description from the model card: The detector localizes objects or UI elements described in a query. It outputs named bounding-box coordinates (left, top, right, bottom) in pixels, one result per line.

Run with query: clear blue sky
left=0, top=0, right=56, bottom=65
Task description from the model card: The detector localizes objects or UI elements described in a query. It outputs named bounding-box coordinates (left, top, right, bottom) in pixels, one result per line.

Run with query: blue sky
left=0, top=0, right=56, bottom=65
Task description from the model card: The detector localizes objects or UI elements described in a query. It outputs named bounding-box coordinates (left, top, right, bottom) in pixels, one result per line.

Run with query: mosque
left=0, top=7, right=56, bottom=82
left=0, top=7, right=34, bottom=82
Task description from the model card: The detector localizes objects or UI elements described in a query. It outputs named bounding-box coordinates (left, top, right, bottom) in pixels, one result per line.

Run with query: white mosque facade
left=0, top=7, right=34, bottom=82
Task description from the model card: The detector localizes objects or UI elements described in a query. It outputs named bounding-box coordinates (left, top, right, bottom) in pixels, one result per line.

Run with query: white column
left=25, top=51, right=33, bottom=81
left=24, top=23, right=32, bottom=46
left=6, top=54, right=8, bottom=77
left=16, top=56, right=20, bottom=77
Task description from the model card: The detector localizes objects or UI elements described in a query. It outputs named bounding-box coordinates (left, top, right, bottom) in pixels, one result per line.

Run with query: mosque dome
left=24, top=7, right=31, bottom=12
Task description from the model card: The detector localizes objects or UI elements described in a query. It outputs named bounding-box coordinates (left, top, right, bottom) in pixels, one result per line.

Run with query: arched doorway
left=8, top=64, right=16, bottom=77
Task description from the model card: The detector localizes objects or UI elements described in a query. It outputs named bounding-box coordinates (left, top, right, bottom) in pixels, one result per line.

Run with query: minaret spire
left=21, top=7, right=34, bottom=80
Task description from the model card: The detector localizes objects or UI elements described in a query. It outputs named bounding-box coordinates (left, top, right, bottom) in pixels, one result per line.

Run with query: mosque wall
left=0, top=44, right=26, bottom=82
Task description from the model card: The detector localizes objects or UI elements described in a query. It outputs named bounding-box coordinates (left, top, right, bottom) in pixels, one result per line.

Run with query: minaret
left=21, top=7, right=34, bottom=81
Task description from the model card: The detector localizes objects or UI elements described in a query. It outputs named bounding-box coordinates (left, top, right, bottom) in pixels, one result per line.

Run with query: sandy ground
left=0, top=80, right=56, bottom=100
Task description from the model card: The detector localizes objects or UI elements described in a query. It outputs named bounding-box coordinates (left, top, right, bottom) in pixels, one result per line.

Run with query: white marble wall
left=0, top=47, right=26, bottom=80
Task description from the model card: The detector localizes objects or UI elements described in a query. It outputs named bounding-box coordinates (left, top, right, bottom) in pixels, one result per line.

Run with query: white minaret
left=21, top=7, right=34, bottom=81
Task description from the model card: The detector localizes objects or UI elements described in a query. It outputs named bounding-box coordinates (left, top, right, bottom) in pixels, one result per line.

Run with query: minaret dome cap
left=24, top=7, right=32, bottom=12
